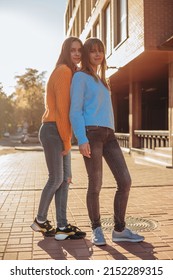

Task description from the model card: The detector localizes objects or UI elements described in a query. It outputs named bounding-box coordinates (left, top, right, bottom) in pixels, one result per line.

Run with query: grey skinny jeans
left=37, top=122, right=71, bottom=227
left=83, top=126, right=131, bottom=231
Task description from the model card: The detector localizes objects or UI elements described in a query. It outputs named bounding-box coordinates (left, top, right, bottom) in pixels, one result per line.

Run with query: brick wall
left=107, top=0, right=145, bottom=68
left=127, top=0, right=145, bottom=53
left=144, top=0, right=173, bottom=49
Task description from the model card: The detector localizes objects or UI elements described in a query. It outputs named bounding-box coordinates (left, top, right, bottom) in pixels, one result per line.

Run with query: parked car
left=21, top=132, right=39, bottom=144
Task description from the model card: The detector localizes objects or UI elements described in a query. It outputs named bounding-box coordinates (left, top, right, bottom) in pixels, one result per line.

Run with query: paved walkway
left=0, top=146, right=173, bottom=260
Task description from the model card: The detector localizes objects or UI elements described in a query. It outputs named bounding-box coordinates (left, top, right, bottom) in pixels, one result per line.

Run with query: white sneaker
left=112, top=228, right=144, bottom=242
left=92, top=227, right=106, bottom=246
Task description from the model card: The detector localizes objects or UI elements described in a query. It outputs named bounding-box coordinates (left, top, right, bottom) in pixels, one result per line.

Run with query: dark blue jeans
left=83, top=126, right=131, bottom=231
left=37, top=122, right=71, bottom=227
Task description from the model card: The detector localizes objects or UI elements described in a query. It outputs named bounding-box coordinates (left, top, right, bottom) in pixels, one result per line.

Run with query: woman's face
left=89, top=44, right=104, bottom=71
left=70, top=41, right=82, bottom=65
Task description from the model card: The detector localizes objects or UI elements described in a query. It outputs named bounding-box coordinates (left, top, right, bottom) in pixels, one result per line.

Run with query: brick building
left=65, top=0, right=173, bottom=165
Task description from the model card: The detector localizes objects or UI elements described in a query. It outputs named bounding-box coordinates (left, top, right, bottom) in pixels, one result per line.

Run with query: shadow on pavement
left=112, top=241, right=156, bottom=260
left=38, top=237, right=93, bottom=260
left=38, top=236, right=155, bottom=260
left=38, top=237, right=126, bottom=260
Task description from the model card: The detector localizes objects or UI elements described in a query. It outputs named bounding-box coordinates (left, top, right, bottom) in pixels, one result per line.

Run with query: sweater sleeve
left=70, top=72, right=89, bottom=145
left=54, top=65, right=72, bottom=152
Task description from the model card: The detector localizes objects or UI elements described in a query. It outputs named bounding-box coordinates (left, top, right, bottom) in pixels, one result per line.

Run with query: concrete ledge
left=15, top=146, right=43, bottom=151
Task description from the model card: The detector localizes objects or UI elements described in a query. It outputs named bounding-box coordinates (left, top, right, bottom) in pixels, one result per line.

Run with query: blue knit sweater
left=70, top=71, right=115, bottom=145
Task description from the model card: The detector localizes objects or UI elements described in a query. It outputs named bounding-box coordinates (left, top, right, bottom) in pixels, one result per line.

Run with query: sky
left=0, top=0, right=67, bottom=95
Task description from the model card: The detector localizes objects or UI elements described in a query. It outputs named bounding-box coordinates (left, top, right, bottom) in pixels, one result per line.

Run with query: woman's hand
left=79, top=143, right=91, bottom=158
left=62, top=150, right=70, bottom=156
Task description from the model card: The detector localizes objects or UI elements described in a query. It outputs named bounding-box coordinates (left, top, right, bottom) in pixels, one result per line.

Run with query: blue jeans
left=37, top=122, right=71, bottom=227
left=83, top=126, right=131, bottom=231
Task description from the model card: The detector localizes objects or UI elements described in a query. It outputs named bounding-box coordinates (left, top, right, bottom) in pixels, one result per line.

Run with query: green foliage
left=14, top=68, right=46, bottom=132
left=0, top=84, right=15, bottom=136
left=0, top=68, right=46, bottom=136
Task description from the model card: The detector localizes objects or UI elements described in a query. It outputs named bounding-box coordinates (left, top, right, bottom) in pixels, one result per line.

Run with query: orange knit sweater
left=42, top=64, right=72, bottom=152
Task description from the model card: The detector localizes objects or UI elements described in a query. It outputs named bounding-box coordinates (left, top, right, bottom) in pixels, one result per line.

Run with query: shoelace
left=98, top=231, right=103, bottom=237
left=95, top=228, right=104, bottom=237
left=44, top=220, right=52, bottom=229
left=68, top=224, right=81, bottom=232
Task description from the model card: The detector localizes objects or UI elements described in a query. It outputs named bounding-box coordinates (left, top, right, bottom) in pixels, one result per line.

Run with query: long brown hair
left=55, top=36, right=83, bottom=74
left=81, top=38, right=108, bottom=88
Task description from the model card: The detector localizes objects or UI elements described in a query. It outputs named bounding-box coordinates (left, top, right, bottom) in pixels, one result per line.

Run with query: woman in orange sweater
left=31, top=37, right=86, bottom=240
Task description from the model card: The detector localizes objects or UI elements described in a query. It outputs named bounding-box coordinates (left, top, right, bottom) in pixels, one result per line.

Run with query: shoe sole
left=43, top=232, right=55, bottom=237
left=31, top=223, right=43, bottom=232
left=75, top=233, right=86, bottom=238
left=92, top=239, right=106, bottom=246
left=30, top=223, right=55, bottom=237
left=92, top=241, right=106, bottom=246
left=55, top=234, right=83, bottom=241
left=112, top=237, right=144, bottom=242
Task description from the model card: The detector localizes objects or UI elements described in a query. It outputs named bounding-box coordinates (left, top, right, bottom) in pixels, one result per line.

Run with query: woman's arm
left=70, top=72, right=88, bottom=146
left=54, top=65, right=72, bottom=153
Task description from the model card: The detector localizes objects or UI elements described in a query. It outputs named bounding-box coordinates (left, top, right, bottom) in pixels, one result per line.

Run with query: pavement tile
left=7, top=238, right=20, bottom=245
left=20, top=238, right=32, bottom=244
left=0, top=148, right=173, bottom=260
left=18, top=251, right=32, bottom=260
left=6, top=248, right=32, bottom=253
left=3, top=252, right=18, bottom=260
left=154, top=251, right=171, bottom=260
left=0, top=245, right=6, bottom=252
left=0, top=233, right=10, bottom=239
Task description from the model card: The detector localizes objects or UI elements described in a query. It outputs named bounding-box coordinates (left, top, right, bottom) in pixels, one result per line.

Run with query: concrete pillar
left=129, top=82, right=142, bottom=148
left=168, top=62, right=173, bottom=146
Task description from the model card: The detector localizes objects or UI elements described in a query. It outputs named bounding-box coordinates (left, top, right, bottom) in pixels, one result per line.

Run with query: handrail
left=134, top=130, right=169, bottom=136
left=115, top=133, right=129, bottom=148
left=134, top=130, right=169, bottom=149
left=115, top=130, right=169, bottom=149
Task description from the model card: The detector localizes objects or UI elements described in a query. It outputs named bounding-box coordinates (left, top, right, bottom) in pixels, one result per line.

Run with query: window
left=118, top=0, right=128, bottom=42
left=80, top=0, right=85, bottom=32
left=75, top=8, right=79, bottom=36
left=104, top=2, right=111, bottom=56
left=93, top=19, right=100, bottom=38
left=91, top=0, right=97, bottom=10
left=115, top=0, right=128, bottom=46
left=85, top=0, right=91, bottom=22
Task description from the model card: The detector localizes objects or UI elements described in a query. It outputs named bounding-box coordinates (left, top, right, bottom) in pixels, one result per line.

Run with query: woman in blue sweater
left=70, top=38, right=144, bottom=245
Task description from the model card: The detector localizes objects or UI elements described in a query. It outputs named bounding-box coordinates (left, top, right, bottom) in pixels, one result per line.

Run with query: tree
left=14, top=68, right=46, bottom=132
left=0, top=84, right=15, bottom=136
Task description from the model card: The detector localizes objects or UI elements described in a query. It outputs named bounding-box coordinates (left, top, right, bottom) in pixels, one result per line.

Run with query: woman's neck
left=90, top=65, right=98, bottom=74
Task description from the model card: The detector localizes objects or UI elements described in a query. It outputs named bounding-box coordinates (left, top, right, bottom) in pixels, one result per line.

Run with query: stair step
left=130, top=148, right=172, bottom=167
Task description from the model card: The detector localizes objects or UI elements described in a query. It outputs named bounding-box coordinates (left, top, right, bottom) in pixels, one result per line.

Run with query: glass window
left=119, top=0, right=128, bottom=42
left=104, top=3, right=111, bottom=56
left=93, top=19, right=100, bottom=38
left=117, top=0, right=128, bottom=44
left=76, top=8, right=79, bottom=36
left=80, top=0, right=85, bottom=32
left=85, top=0, right=91, bottom=22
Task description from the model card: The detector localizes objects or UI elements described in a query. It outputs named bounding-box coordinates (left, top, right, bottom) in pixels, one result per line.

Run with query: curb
left=15, top=146, right=43, bottom=151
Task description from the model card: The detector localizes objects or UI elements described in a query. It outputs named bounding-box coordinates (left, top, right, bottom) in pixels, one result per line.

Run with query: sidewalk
left=0, top=146, right=173, bottom=260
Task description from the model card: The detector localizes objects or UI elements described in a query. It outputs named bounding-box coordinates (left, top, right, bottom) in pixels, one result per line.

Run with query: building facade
left=65, top=0, right=173, bottom=163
